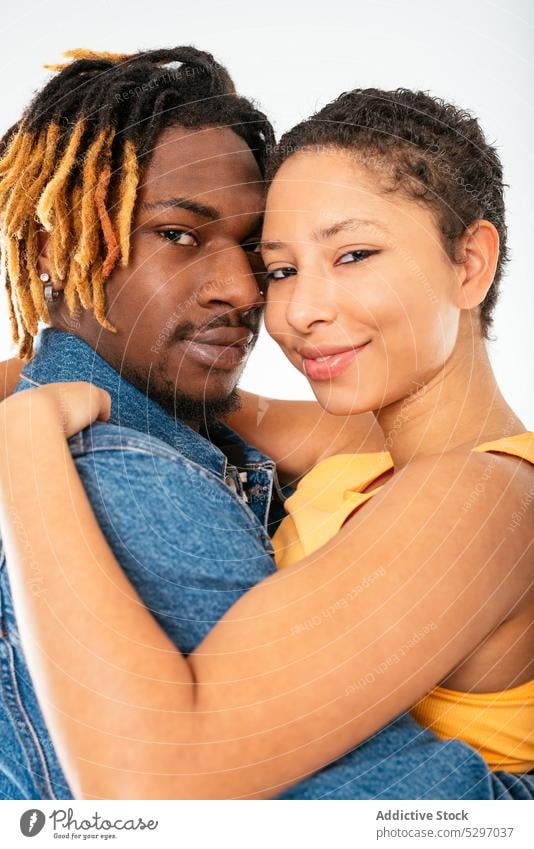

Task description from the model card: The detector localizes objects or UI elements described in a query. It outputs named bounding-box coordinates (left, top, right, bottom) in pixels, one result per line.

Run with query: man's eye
left=159, top=230, right=198, bottom=246
left=336, top=249, right=377, bottom=265
left=266, top=266, right=297, bottom=281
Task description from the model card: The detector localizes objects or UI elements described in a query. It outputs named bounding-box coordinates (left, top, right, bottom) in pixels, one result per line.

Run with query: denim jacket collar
left=19, top=329, right=272, bottom=478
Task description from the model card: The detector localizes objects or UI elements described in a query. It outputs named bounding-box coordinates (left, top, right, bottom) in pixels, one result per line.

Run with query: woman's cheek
left=263, top=296, right=295, bottom=351
left=264, top=291, right=299, bottom=331
left=398, top=288, right=460, bottom=380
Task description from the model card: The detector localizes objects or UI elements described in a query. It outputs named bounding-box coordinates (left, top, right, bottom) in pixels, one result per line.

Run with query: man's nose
left=196, top=245, right=263, bottom=314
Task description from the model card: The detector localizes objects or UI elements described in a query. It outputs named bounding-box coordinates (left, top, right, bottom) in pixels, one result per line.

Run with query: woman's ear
left=454, top=219, right=500, bottom=311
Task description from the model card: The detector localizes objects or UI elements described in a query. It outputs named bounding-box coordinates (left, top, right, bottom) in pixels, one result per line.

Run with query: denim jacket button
left=224, top=474, right=238, bottom=492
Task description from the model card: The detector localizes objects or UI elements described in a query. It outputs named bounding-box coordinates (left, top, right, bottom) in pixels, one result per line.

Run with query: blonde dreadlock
left=0, top=46, right=274, bottom=359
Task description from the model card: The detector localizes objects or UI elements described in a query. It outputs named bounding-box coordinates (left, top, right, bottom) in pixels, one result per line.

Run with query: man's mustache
left=168, top=308, right=262, bottom=347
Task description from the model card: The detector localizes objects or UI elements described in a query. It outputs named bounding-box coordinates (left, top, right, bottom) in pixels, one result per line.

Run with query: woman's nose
left=284, top=270, right=338, bottom=334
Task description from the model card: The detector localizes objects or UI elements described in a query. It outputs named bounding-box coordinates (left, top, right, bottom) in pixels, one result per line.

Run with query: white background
left=1, top=0, right=532, bottom=424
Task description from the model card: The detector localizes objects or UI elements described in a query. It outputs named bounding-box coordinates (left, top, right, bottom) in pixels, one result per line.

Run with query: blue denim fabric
left=0, top=328, right=532, bottom=800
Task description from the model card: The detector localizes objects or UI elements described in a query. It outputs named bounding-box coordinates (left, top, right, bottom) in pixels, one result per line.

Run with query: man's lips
left=298, top=341, right=371, bottom=381
left=189, top=327, right=254, bottom=347
left=176, top=326, right=254, bottom=371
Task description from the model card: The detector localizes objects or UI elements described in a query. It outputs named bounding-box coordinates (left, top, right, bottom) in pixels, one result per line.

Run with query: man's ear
left=36, top=229, right=52, bottom=278
left=36, top=229, right=64, bottom=297
left=454, top=219, right=500, bottom=311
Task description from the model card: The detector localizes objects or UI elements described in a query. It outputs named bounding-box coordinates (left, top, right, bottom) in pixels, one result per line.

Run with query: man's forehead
left=140, top=125, right=265, bottom=212
left=145, top=125, right=260, bottom=179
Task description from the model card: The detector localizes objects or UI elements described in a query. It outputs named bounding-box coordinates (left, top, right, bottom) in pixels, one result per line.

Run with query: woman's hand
left=0, top=357, right=23, bottom=401
left=0, top=381, right=111, bottom=439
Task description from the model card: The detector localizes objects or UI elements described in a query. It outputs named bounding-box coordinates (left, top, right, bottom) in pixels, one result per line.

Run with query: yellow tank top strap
left=274, top=451, right=394, bottom=570
left=272, top=434, right=534, bottom=571
left=472, top=431, right=534, bottom=463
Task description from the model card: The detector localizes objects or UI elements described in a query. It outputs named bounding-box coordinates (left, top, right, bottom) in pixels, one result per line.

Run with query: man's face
left=63, top=125, right=265, bottom=424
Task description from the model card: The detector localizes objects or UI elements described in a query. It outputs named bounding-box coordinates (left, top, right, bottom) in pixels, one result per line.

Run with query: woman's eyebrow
left=313, top=217, right=388, bottom=241
left=260, top=239, right=286, bottom=253
left=261, top=218, right=388, bottom=252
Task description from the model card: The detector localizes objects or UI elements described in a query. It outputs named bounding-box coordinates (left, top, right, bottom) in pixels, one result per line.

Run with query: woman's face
left=262, top=149, right=463, bottom=415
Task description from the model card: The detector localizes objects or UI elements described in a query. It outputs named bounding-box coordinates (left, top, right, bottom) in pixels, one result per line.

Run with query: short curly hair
left=268, top=88, right=508, bottom=338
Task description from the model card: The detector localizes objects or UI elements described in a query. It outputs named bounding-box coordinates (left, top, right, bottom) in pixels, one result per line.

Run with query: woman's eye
left=266, top=266, right=297, bottom=281
left=336, top=249, right=377, bottom=265
left=159, top=230, right=198, bottom=246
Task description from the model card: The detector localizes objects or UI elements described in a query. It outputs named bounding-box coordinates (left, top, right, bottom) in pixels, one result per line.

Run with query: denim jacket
left=0, top=329, right=282, bottom=798
left=1, top=329, right=530, bottom=801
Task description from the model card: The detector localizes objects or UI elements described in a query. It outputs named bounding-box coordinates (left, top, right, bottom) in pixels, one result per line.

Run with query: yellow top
left=272, top=432, right=534, bottom=773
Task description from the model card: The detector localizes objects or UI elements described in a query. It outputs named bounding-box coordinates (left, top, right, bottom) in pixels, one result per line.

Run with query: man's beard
left=144, top=376, right=242, bottom=427
left=121, top=361, right=243, bottom=428
left=121, top=310, right=260, bottom=427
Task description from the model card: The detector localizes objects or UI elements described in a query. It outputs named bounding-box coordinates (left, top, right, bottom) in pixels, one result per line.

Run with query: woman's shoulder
left=398, top=432, right=534, bottom=497
left=383, top=434, right=534, bottom=556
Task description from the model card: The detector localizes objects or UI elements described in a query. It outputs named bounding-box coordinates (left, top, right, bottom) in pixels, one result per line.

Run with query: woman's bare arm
left=225, top=389, right=385, bottom=484
left=0, top=384, right=530, bottom=800
left=0, top=357, right=22, bottom=401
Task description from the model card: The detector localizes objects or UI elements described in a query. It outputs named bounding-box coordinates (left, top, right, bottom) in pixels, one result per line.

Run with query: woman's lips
left=301, top=342, right=370, bottom=381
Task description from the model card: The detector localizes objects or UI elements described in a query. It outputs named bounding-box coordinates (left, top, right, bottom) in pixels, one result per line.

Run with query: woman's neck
left=376, top=316, right=525, bottom=468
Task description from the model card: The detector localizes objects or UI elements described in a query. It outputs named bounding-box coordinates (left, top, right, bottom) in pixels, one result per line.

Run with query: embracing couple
left=0, top=46, right=532, bottom=801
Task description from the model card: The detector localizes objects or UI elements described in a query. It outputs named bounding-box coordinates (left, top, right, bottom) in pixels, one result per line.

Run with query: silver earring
left=40, top=272, right=59, bottom=303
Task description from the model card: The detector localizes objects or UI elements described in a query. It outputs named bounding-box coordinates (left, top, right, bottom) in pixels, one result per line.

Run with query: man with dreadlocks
left=0, top=48, right=517, bottom=801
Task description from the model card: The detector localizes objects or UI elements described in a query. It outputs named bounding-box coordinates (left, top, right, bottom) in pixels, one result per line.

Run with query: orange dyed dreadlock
left=0, top=46, right=273, bottom=359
